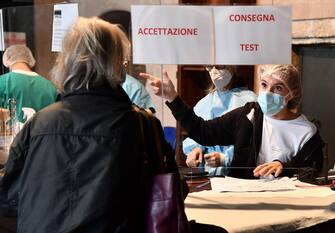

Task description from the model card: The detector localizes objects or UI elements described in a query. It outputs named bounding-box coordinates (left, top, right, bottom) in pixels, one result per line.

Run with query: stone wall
left=257, top=0, right=335, bottom=44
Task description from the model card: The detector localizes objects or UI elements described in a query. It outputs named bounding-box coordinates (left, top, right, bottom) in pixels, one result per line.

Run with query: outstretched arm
left=141, top=70, right=241, bottom=147
left=140, top=70, right=177, bottom=102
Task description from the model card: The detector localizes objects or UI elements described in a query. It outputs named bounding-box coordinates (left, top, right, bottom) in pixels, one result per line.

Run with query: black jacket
left=167, top=97, right=324, bottom=178
left=0, top=84, right=175, bottom=233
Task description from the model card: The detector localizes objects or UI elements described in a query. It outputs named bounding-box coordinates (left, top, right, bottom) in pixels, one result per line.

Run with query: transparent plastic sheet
left=0, top=1, right=164, bottom=165
left=130, top=2, right=335, bottom=183
left=0, top=0, right=333, bottom=184
left=0, top=2, right=333, bottom=232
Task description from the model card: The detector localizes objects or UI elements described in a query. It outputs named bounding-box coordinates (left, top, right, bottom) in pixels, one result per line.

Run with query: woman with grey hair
left=141, top=64, right=324, bottom=179
left=0, top=17, right=177, bottom=233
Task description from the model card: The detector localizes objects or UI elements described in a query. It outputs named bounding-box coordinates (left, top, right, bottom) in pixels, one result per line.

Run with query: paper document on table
left=211, top=176, right=298, bottom=192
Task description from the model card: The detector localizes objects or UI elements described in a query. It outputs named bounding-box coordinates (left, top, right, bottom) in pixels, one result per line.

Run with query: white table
left=185, top=180, right=335, bottom=233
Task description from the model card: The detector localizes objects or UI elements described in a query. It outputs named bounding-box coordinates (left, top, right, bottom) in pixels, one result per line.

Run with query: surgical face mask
left=257, top=91, right=287, bottom=116
left=208, top=67, right=232, bottom=90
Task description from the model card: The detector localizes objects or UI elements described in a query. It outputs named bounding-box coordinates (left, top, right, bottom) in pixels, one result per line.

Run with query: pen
left=195, top=180, right=210, bottom=189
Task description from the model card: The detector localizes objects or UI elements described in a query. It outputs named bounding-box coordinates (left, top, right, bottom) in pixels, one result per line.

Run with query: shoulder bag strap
left=132, top=105, right=166, bottom=171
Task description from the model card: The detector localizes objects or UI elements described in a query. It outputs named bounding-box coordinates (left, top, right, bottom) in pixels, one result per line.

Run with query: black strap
left=133, top=105, right=166, bottom=171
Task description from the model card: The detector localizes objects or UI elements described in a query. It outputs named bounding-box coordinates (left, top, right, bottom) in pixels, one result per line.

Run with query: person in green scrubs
left=0, top=44, right=57, bottom=123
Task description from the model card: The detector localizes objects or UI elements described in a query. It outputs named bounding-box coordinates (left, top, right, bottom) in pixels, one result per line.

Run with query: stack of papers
left=210, top=176, right=298, bottom=192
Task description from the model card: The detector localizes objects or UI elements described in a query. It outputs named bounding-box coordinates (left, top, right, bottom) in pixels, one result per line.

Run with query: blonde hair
left=51, top=17, right=130, bottom=93
left=259, top=64, right=302, bottom=110
left=3, top=44, right=36, bottom=68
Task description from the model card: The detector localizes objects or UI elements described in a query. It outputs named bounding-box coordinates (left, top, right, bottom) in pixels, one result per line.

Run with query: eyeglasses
left=205, top=65, right=228, bottom=72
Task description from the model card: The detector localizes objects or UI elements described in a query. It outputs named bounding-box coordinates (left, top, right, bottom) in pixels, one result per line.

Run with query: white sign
left=131, top=5, right=291, bottom=65
left=214, top=6, right=291, bottom=64
left=131, top=5, right=214, bottom=64
left=52, top=3, right=79, bottom=52
left=0, top=10, right=4, bottom=51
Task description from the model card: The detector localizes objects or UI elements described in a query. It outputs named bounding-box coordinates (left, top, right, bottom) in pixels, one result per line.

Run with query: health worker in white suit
left=183, top=65, right=257, bottom=176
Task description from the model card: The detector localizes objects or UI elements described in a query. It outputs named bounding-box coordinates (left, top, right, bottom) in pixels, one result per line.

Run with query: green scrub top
left=0, top=71, right=57, bottom=123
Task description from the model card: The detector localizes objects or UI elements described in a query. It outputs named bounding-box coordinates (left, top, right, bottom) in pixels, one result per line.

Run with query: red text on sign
left=229, top=14, right=275, bottom=22
left=240, top=44, right=259, bottom=51
left=138, top=27, right=198, bottom=36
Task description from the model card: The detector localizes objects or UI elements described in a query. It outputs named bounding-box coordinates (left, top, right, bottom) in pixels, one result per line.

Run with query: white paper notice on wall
left=131, top=5, right=214, bottom=64
left=0, top=9, right=4, bottom=51
left=214, top=6, right=291, bottom=65
left=131, top=5, right=291, bottom=65
left=51, top=3, right=79, bottom=52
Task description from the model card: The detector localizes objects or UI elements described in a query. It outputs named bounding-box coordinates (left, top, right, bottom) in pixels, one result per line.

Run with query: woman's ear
left=2, top=57, right=9, bottom=68
left=284, top=92, right=292, bottom=105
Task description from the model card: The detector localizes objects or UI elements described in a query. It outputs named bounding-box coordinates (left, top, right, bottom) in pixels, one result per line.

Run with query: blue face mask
left=257, top=91, right=286, bottom=116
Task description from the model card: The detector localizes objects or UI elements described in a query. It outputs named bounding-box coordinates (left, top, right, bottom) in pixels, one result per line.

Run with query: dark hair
left=99, top=10, right=131, bottom=37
